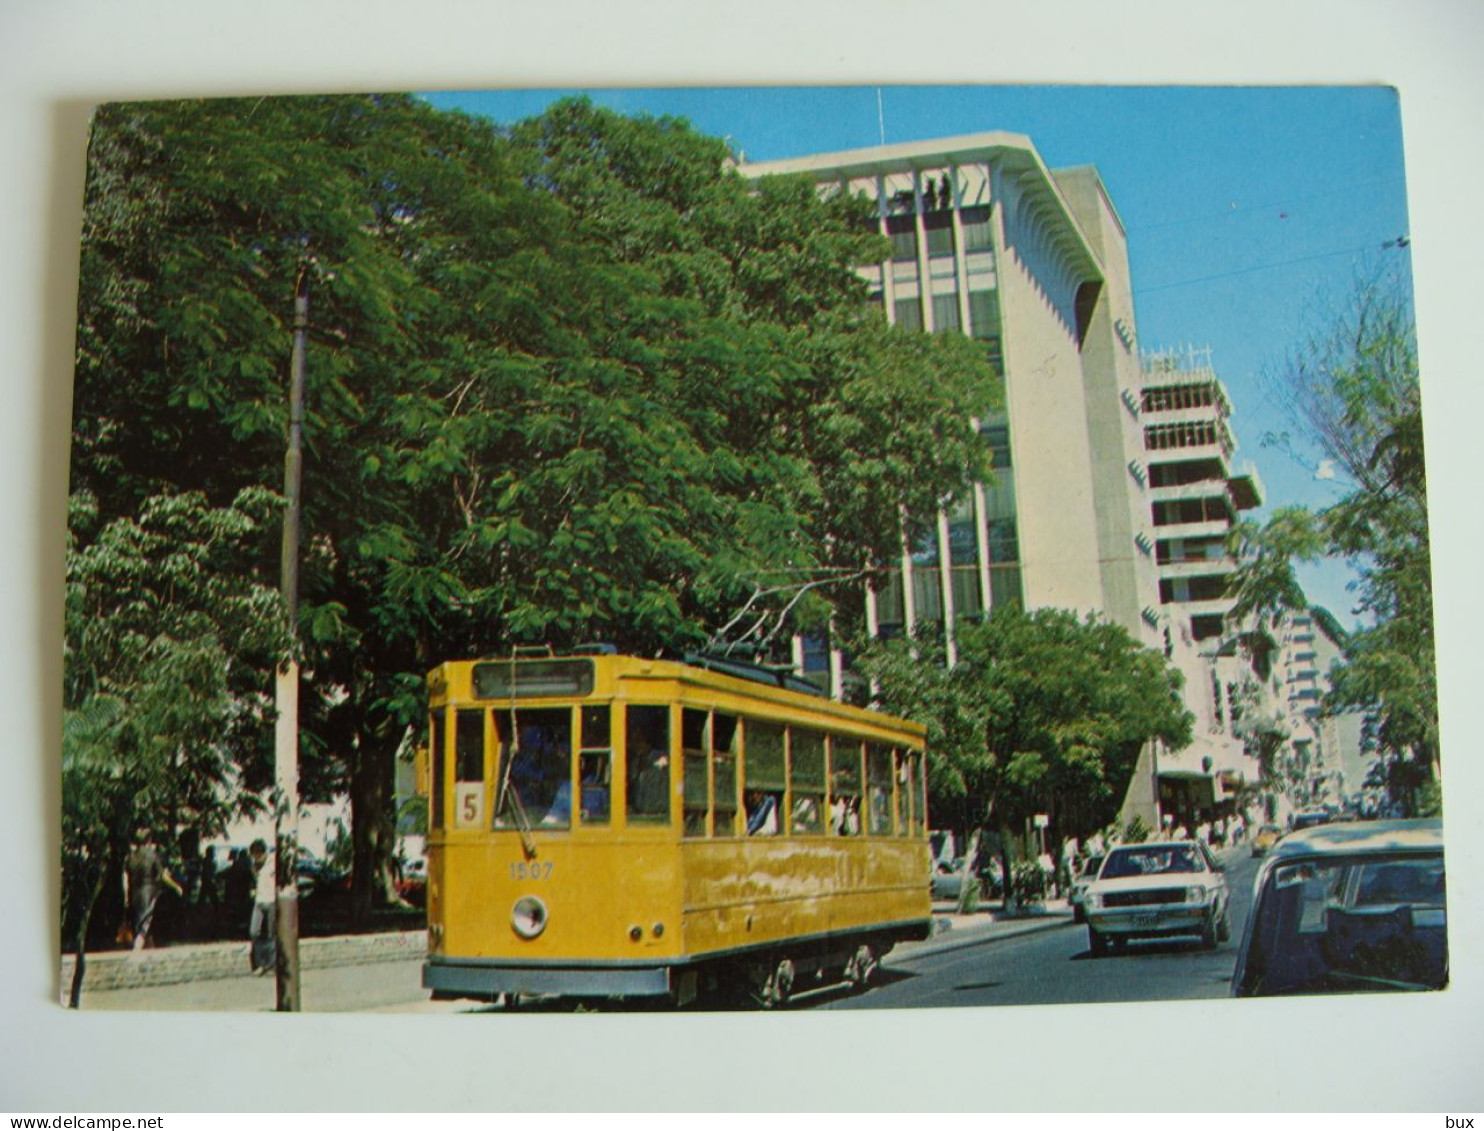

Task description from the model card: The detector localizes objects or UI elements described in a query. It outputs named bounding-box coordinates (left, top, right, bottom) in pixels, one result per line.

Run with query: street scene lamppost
left=273, top=262, right=309, bottom=1011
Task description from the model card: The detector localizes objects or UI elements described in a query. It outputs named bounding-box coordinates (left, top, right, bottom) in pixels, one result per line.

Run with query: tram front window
left=493, top=709, right=572, bottom=830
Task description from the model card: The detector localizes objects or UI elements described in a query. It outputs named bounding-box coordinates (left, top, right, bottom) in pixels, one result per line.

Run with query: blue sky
left=426, top=86, right=1414, bottom=627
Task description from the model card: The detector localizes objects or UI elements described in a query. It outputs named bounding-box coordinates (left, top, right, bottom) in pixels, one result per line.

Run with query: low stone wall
left=59, top=929, right=427, bottom=996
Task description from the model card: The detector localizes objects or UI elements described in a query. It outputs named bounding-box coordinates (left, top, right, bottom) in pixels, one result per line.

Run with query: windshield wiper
left=498, top=781, right=538, bottom=860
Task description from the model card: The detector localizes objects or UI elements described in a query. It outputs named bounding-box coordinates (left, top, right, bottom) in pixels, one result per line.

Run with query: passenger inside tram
left=745, top=791, right=780, bottom=836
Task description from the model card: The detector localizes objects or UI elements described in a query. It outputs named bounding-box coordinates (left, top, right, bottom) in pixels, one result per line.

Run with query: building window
left=980, top=420, right=1012, bottom=470
left=947, top=508, right=979, bottom=566
left=1144, top=421, right=1220, bottom=451
left=967, top=288, right=1000, bottom=339
left=1149, top=461, right=1220, bottom=488
left=932, top=293, right=961, bottom=334
left=893, top=295, right=923, bottom=332
left=951, top=568, right=983, bottom=619
left=1142, top=383, right=1216, bottom=413
left=923, top=210, right=955, bottom=258
left=885, top=214, right=917, bottom=263
left=960, top=205, right=993, bottom=252
left=876, top=569, right=905, bottom=627
left=912, top=569, right=943, bottom=622
left=967, top=289, right=1004, bottom=375
left=989, top=565, right=1023, bottom=610
left=1152, top=497, right=1232, bottom=527
left=986, top=518, right=1019, bottom=563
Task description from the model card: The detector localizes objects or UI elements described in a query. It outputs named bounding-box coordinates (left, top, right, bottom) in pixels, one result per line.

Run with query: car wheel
left=1217, top=905, right=1232, bottom=943
left=1201, top=911, right=1219, bottom=950
left=1088, top=927, right=1110, bottom=958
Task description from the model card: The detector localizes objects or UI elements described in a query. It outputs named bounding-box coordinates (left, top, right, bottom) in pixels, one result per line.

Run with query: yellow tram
left=419, top=649, right=932, bottom=1007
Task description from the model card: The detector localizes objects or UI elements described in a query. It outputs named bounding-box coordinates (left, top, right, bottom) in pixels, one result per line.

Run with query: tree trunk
left=350, top=727, right=404, bottom=923
left=68, top=864, right=107, bottom=1009
left=999, top=821, right=1016, bottom=916
left=955, top=828, right=982, bottom=915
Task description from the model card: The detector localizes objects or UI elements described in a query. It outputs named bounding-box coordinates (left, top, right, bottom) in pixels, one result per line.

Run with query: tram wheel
left=846, top=943, right=879, bottom=989
left=750, top=956, right=796, bottom=1008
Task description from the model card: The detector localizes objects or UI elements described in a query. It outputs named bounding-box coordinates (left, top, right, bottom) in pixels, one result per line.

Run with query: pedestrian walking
left=247, top=839, right=276, bottom=975
left=224, top=847, right=253, bottom=935
left=123, top=828, right=182, bottom=951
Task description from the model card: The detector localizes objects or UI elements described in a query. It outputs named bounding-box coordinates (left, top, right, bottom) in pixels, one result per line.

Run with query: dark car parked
left=1232, top=818, right=1447, bottom=997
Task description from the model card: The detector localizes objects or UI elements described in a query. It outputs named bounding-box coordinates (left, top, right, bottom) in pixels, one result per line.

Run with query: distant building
left=1129, top=348, right=1266, bottom=833
left=1282, top=609, right=1367, bottom=809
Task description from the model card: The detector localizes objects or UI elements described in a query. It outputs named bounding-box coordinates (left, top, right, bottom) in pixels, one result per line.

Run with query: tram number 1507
left=509, top=861, right=556, bottom=881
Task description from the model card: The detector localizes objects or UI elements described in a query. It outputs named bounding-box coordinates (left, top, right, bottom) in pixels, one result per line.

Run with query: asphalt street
left=811, top=849, right=1261, bottom=1010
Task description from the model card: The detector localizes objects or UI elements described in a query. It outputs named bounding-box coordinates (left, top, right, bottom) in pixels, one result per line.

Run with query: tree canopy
left=1229, top=264, right=1437, bottom=813
left=67, top=93, right=1002, bottom=919
left=857, top=608, right=1193, bottom=856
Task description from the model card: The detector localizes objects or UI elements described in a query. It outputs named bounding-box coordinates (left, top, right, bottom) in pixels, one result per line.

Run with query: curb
left=59, top=929, right=427, bottom=996
left=895, top=913, right=1077, bottom=962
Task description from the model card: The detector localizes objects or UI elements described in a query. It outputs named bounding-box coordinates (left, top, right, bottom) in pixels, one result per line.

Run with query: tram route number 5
left=454, top=783, right=484, bottom=828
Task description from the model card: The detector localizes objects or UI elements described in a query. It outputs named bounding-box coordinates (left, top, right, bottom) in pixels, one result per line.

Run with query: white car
left=1068, top=854, right=1105, bottom=924
left=1083, top=840, right=1230, bottom=957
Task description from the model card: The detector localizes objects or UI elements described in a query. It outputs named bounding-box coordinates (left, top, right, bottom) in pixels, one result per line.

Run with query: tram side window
left=626, top=704, right=672, bottom=825
left=682, top=708, right=709, bottom=838
left=866, top=742, right=894, bottom=836
left=916, top=752, right=928, bottom=836
left=492, top=708, right=572, bottom=830
left=744, top=719, right=785, bottom=836
left=899, top=750, right=925, bottom=837
left=790, top=729, right=826, bottom=835
left=453, top=709, right=485, bottom=829
left=712, top=713, right=740, bottom=837
left=897, top=749, right=915, bottom=835
left=830, top=737, right=863, bottom=836
left=579, top=705, right=611, bottom=826
left=429, top=711, right=445, bottom=831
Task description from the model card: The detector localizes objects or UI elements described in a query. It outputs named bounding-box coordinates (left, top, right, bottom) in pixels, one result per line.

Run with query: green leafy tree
left=71, top=94, right=1000, bottom=917
left=1230, top=264, right=1437, bottom=814
left=62, top=488, right=287, bottom=1000
left=858, top=607, right=1192, bottom=909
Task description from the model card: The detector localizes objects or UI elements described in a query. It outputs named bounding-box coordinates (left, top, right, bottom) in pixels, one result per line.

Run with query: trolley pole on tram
left=273, top=264, right=309, bottom=1011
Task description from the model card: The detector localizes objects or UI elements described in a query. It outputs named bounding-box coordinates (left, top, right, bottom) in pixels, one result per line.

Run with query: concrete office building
left=1124, top=347, right=1266, bottom=832
left=740, top=134, right=1164, bottom=675
left=742, top=133, right=1195, bottom=848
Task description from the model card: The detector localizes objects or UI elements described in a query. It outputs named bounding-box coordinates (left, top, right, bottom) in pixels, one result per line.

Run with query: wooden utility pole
left=274, top=264, right=309, bottom=1011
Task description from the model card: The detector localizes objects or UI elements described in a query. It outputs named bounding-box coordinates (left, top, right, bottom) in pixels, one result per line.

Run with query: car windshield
left=1081, top=855, right=1105, bottom=878
left=1236, top=852, right=1447, bottom=996
left=1101, top=845, right=1203, bottom=878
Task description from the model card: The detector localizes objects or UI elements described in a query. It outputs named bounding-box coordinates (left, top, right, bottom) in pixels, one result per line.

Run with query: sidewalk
left=59, top=929, right=426, bottom=999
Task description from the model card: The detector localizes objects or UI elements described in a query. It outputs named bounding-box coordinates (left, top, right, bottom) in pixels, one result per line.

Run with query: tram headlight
left=511, top=895, right=548, bottom=940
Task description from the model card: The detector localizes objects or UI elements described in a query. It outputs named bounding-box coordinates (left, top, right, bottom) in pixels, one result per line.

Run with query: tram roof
left=435, top=651, right=929, bottom=741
